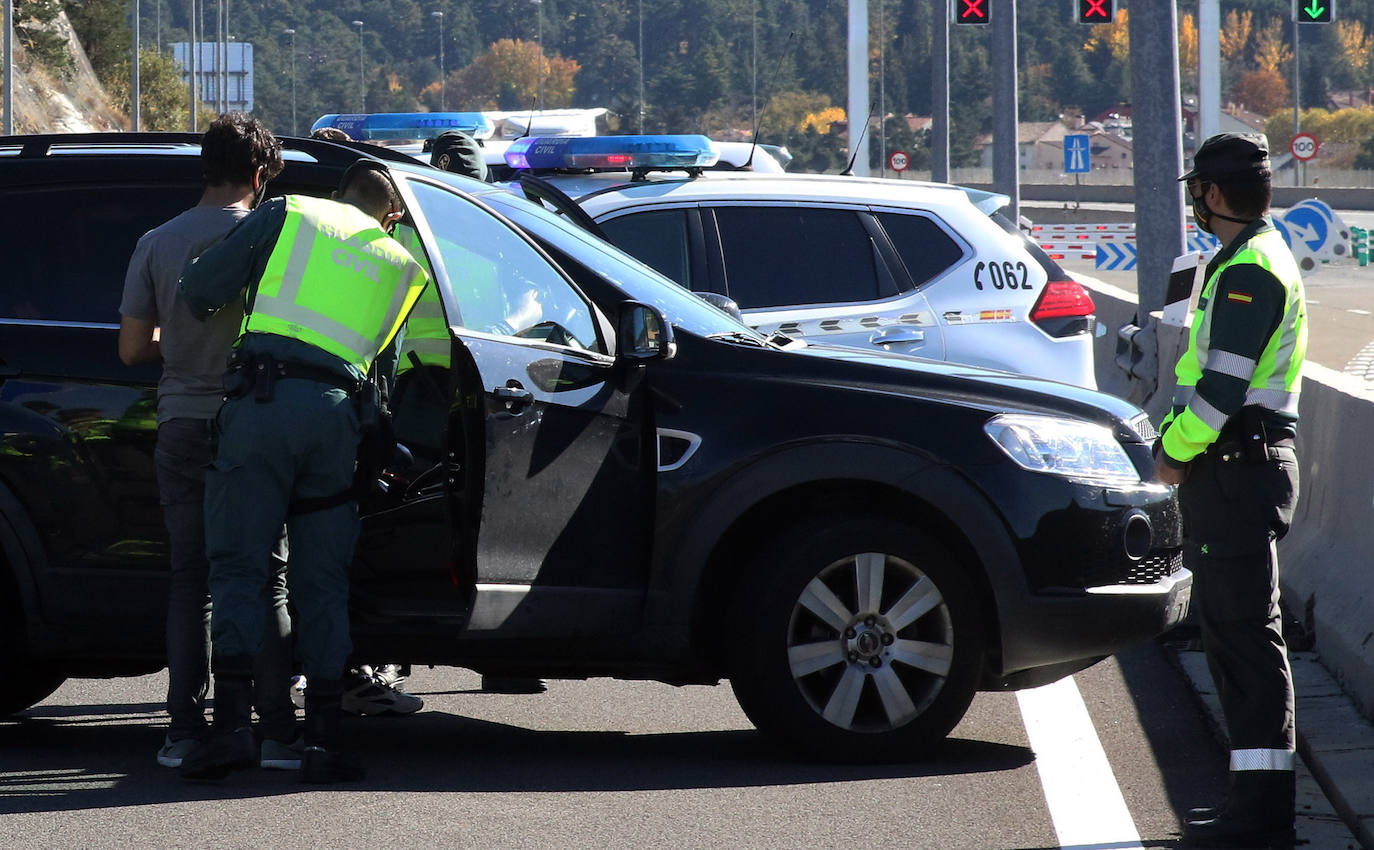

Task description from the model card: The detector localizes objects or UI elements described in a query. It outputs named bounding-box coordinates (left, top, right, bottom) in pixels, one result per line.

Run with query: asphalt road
left=2, top=642, right=1235, bottom=850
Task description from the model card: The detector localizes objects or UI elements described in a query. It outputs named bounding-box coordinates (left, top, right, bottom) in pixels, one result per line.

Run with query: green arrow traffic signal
left=1298, top=0, right=1334, bottom=23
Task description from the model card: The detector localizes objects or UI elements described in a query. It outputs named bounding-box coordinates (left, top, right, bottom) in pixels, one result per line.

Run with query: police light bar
left=504, top=135, right=719, bottom=172
left=310, top=112, right=494, bottom=141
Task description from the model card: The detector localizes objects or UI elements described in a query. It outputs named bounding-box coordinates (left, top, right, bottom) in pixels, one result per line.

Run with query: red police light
left=1077, top=0, right=1115, bottom=24
left=954, top=0, right=990, bottom=25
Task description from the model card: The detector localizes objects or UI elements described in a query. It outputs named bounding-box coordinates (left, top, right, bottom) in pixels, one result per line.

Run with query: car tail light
left=1030, top=279, right=1095, bottom=337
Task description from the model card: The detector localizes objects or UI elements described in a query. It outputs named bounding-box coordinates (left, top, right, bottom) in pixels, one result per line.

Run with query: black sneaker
left=179, top=726, right=256, bottom=781
left=300, top=747, right=366, bottom=783
left=1182, top=811, right=1295, bottom=848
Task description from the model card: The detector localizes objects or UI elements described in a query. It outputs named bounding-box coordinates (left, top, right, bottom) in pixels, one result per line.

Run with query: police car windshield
left=477, top=187, right=764, bottom=339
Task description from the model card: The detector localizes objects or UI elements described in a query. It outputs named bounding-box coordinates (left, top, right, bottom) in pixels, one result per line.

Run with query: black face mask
left=1190, top=179, right=1256, bottom=234
left=251, top=179, right=269, bottom=210
left=1191, top=186, right=1216, bottom=234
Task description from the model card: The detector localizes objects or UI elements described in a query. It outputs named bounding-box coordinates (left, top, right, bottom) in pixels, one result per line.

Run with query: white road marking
left=1347, top=308, right=1371, bottom=316
left=1017, top=676, right=1144, bottom=850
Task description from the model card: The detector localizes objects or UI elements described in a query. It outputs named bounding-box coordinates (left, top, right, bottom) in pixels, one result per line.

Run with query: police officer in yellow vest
left=177, top=160, right=427, bottom=782
left=1155, top=134, right=1306, bottom=849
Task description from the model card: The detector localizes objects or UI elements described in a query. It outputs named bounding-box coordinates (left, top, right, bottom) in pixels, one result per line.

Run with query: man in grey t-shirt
left=118, top=113, right=297, bottom=770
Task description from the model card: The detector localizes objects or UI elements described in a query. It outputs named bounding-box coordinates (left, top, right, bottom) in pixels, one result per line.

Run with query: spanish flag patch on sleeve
left=1226, top=291, right=1253, bottom=304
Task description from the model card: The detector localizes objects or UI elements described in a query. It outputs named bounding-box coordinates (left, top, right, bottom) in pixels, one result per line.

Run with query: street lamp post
left=352, top=20, right=365, bottom=113
left=531, top=0, right=542, bottom=109
left=432, top=11, right=444, bottom=111
left=132, top=0, right=141, bottom=131
left=283, top=28, right=296, bottom=135
left=4, top=0, right=13, bottom=135
left=638, top=0, right=644, bottom=132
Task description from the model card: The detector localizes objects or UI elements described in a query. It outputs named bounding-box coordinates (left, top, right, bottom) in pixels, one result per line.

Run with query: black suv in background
left=0, top=134, right=1190, bottom=762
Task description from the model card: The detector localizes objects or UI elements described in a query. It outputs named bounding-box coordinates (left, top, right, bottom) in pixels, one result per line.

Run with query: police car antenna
left=746, top=31, right=796, bottom=170
left=840, top=102, right=878, bottom=176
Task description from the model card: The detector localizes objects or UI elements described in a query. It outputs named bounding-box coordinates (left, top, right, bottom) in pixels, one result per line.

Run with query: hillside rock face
left=7, top=11, right=123, bottom=134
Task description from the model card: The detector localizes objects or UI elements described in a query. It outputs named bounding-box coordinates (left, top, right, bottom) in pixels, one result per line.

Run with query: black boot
left=181, top=663, right=257, bottom=782
left=300, top=677, right=366, bottom=784
left=1183, top=771, right=1295, bottom=848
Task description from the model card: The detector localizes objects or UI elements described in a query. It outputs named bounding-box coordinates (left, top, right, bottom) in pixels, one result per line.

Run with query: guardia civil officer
left=177, top=160, right=428, bottom=782
left=1154, top=133, right=1307, bottom=849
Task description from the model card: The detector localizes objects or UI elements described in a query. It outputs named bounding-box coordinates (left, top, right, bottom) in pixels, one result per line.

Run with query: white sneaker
left=289, top=674, right=307, bottom=709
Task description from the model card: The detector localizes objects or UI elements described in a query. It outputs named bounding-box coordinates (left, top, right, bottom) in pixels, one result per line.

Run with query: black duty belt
left=224, top=352, right=362, bottom=403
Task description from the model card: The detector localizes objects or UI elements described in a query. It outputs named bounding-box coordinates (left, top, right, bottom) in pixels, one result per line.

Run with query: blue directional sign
left=1064, top=134, right=1091, bottom=174
left=1095, top=242, right=1137, bottom=270
left=1281, top=205, right=1329, bottom=253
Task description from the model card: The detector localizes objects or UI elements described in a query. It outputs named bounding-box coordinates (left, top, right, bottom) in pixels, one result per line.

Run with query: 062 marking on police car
left=974, top=260, right=1031, bottom=291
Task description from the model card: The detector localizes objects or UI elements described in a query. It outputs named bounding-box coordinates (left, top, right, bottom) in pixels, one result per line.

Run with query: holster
left=222, top=350, right=397, bottom=515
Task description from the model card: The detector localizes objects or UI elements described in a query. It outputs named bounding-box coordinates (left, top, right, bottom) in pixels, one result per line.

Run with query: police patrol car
left=502, top=134, right=1098, bottom=388
left=306, top=119, right=1097, bottom=387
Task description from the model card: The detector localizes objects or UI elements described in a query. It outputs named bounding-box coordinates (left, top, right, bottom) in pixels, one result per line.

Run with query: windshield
left=478, top=186, right=766, bottom=339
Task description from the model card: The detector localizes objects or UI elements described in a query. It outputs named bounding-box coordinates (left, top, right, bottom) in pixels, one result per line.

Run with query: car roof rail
left=0, top=132, right=420, bottom=168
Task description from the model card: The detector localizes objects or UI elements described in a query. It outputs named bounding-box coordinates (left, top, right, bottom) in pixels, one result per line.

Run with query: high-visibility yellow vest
left=243, top=195, right=428, bottom=374
left=1162, top=227, right=1307, bottom=462
left=392, top=225, right=450, bottom=371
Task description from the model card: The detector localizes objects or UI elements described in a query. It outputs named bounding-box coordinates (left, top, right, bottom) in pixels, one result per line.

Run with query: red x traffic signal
left=954, top=0, right=990, bottom=25
left=1077, top=0, right=1115, bottom=24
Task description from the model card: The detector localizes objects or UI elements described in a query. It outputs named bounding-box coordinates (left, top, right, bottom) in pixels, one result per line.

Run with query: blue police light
left=309, top=112, right=494, bottom=141
left=504, top=135, right=719, bottom=172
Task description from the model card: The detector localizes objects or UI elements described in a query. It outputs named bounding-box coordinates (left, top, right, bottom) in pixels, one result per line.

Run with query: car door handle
left=490, top=383, right=534, bottom=411
left=869, top=326, right=925, bottom=347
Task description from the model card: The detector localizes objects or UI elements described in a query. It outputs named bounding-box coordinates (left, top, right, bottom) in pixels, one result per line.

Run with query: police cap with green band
left=430, top=130, right=488, bottom=182
left=1179, top=132, right=1271, bottom=182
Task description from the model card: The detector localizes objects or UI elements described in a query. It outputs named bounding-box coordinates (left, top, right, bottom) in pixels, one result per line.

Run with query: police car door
left=403, top=178, right=647, bottom=637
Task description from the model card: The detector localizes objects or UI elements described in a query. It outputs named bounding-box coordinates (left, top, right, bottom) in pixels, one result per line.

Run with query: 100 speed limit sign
left=1291, top=133, right=1319, bottom=162
left=889, top=150, right=909, bottom=172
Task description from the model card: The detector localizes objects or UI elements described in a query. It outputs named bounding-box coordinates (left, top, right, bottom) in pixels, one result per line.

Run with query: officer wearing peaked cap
left=1156, top=133, right=1307, bottom=849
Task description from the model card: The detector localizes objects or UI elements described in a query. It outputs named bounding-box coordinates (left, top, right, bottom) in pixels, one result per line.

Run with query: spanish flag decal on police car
left=1227, top=290, right=1254, bottom=304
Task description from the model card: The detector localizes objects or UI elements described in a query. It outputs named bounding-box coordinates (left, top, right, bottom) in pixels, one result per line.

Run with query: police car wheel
left=729, top=514, right=983, bottom=762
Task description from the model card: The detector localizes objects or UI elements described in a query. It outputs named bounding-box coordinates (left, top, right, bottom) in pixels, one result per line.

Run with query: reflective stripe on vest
left=244, top=196, right=428, bottom=373
left=392, top=224, right=449, bottom=370
left=399, top=284, right=451, bottom=369
left=1163, top=227, right=1306, bottom=458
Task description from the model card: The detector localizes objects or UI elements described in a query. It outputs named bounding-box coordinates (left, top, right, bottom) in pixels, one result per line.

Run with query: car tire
left=729, top=513, right=984, bottom=763
left=0, top=573, right=65, bottom=715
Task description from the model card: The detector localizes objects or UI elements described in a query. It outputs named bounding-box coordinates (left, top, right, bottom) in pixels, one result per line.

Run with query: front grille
left=1083, top=548, right=1184, bottom=588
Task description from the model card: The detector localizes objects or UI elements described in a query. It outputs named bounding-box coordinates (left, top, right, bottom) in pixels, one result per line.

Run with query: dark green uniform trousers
left=1178, top=439, right=1298, bottom=810
left=205, top=376, right=361, bottom=682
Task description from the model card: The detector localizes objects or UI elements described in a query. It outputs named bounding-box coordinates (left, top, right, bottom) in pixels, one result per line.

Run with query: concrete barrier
left=1084, top=278, right=1374, bottom=721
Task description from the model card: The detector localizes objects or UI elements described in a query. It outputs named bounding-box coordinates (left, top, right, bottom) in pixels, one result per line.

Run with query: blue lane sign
left=1064, top=134, right=1091, bottom=174
left=1281, top=205, right=1328, bottom=253
left=1095, top=241, right=1137, bottom=270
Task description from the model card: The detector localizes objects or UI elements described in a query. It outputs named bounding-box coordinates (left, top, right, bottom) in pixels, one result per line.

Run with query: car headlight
left=983, top=413, right=1141, bottom=486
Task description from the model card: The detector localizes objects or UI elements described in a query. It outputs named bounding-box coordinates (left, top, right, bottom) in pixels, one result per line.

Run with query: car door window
left=711, top=206, right=890, bottom=309
left=408, top=180, right=602, bottom=352
left=875, top=211, right=967, bottom=289
left=598, top=209, right=692, bottom=289
left=1, top=185, right=198, bottom=323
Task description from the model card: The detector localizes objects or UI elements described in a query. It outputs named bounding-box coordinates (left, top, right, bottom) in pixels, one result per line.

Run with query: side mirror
left=693, top=291, right=743, bottom=322
left=617, top=301, right=677, bottom=362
